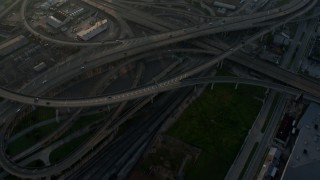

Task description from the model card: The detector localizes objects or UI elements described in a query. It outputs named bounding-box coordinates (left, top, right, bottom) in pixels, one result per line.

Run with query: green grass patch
left=25, top=159, right=45, bottom=168
left=167, top=83, right=265, bottom=180
left=49, top=133, right=92, bottom=163
left=238, top=142, right=259, bottom=180
left=261, top=93, right=280, bottom=133
left=7, top=122, right=61, bottom=156
left=4, top=174, right=19, bottom=180
left=13, top=107, right=56, bottom=134
left=59, top=112, right=106, bottom=140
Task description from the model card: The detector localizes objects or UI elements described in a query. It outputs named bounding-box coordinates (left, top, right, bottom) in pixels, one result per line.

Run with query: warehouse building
left=0, top=35, right=29, bottom=56
left=33, top=62, right=47, bottom=72
left=47, top=11, right=71, bottom=28
left=77, top=19, right=109, bottom=41
left=41, top=0, right=67, bottom=10
left=281, top=103, right=320, bottom=180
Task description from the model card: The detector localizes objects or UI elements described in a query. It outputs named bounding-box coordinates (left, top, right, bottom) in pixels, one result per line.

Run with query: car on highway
left=42, top=80, right=47, bottom=84
left=34, top=98, right=39, bottom=103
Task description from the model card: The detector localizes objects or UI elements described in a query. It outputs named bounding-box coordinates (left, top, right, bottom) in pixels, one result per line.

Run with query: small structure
left=33, top=62, right=47, bottom=72
left=273, top=34, right=290, bottom=46
left=216, top=8, right=227, bottom=15
left=259, top=50, right=281, bottom=64
left=68, top=7, right=85, bottom=17
left=257, top=147, right=281, bottom=180
left=275, top=114, right=295, bottom=146
left=40, top=0, right=67, bottom=10
left=77, top=19, right=109, bottom=41
left=0, top=35, right=28, bottom=56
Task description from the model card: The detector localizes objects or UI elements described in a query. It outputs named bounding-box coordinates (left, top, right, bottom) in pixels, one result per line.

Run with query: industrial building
left=40, top=0, right=67, bottom=10
left=67, top=7, right=85, bottom=17
left=0, top=23, right=19, bottom=34
left=33, top=62, right=47, bottom=72
left=281, top=103, right=320, bottom=180
left=0, top=35, right=29, bottom=56
left=47, top=11, right=71, bottom=28
left=77, top=19, right=109, bottom=41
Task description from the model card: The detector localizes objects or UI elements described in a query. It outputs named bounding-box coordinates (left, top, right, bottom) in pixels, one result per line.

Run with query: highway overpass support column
left=219, top=60, right=223, bottom=69
left=56, top=109, right=59, bottom=123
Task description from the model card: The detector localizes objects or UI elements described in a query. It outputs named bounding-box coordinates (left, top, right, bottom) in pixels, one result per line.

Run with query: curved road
left=0, top=0, right=317, bottom=178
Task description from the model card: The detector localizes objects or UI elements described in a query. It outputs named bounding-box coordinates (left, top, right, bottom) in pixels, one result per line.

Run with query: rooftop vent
left=303, top=149, right=308, bottom=154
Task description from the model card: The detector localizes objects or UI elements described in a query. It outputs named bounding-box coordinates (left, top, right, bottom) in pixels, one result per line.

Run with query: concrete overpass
left=0, top=0, right=317, bottom=178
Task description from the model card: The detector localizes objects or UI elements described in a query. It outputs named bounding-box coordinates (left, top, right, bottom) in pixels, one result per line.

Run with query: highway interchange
left=0, top=0, right=319, bottom=178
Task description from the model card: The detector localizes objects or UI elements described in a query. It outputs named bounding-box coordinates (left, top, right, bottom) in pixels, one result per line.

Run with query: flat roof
left=281, top=103, right=320, bottom=180
left=77, top=19, right=108, bottom=41
left=52, top=12, right=67, bottom=22
left=0, top=35, right=27, bottom=50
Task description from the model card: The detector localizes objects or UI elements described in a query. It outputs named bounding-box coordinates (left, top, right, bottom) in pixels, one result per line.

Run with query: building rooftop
left=281, top=103, right=320, bottom=180
left=52, top=12, right=68, bottom=22
left=77, top=19, right=108, bottom=41
left=0, top=35, right=28, bottom=56
left=297, top=103, right=320, bottom=129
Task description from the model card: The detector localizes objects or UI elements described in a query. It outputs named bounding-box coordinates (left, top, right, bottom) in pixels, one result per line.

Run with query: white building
left=77, top=19, right=109, bottom=41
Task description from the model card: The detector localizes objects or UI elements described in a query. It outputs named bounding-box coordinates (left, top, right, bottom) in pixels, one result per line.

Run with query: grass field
left=167, top=80, right=265, bottom=179
left=49, top=133, right=92, bottom=163
left=13, top=107, right=56, bottom=134
left=49, top=112, right=107, bottom=163
left=7, top=122, right=60, bottom=156
left=58, top=112, right=106, bottom=140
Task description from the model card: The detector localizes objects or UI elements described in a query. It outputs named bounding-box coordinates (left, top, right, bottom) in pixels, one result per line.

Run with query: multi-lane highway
left=2, top=0, right=311, bottom=107
left=0, top=0, right=318, bottom=178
